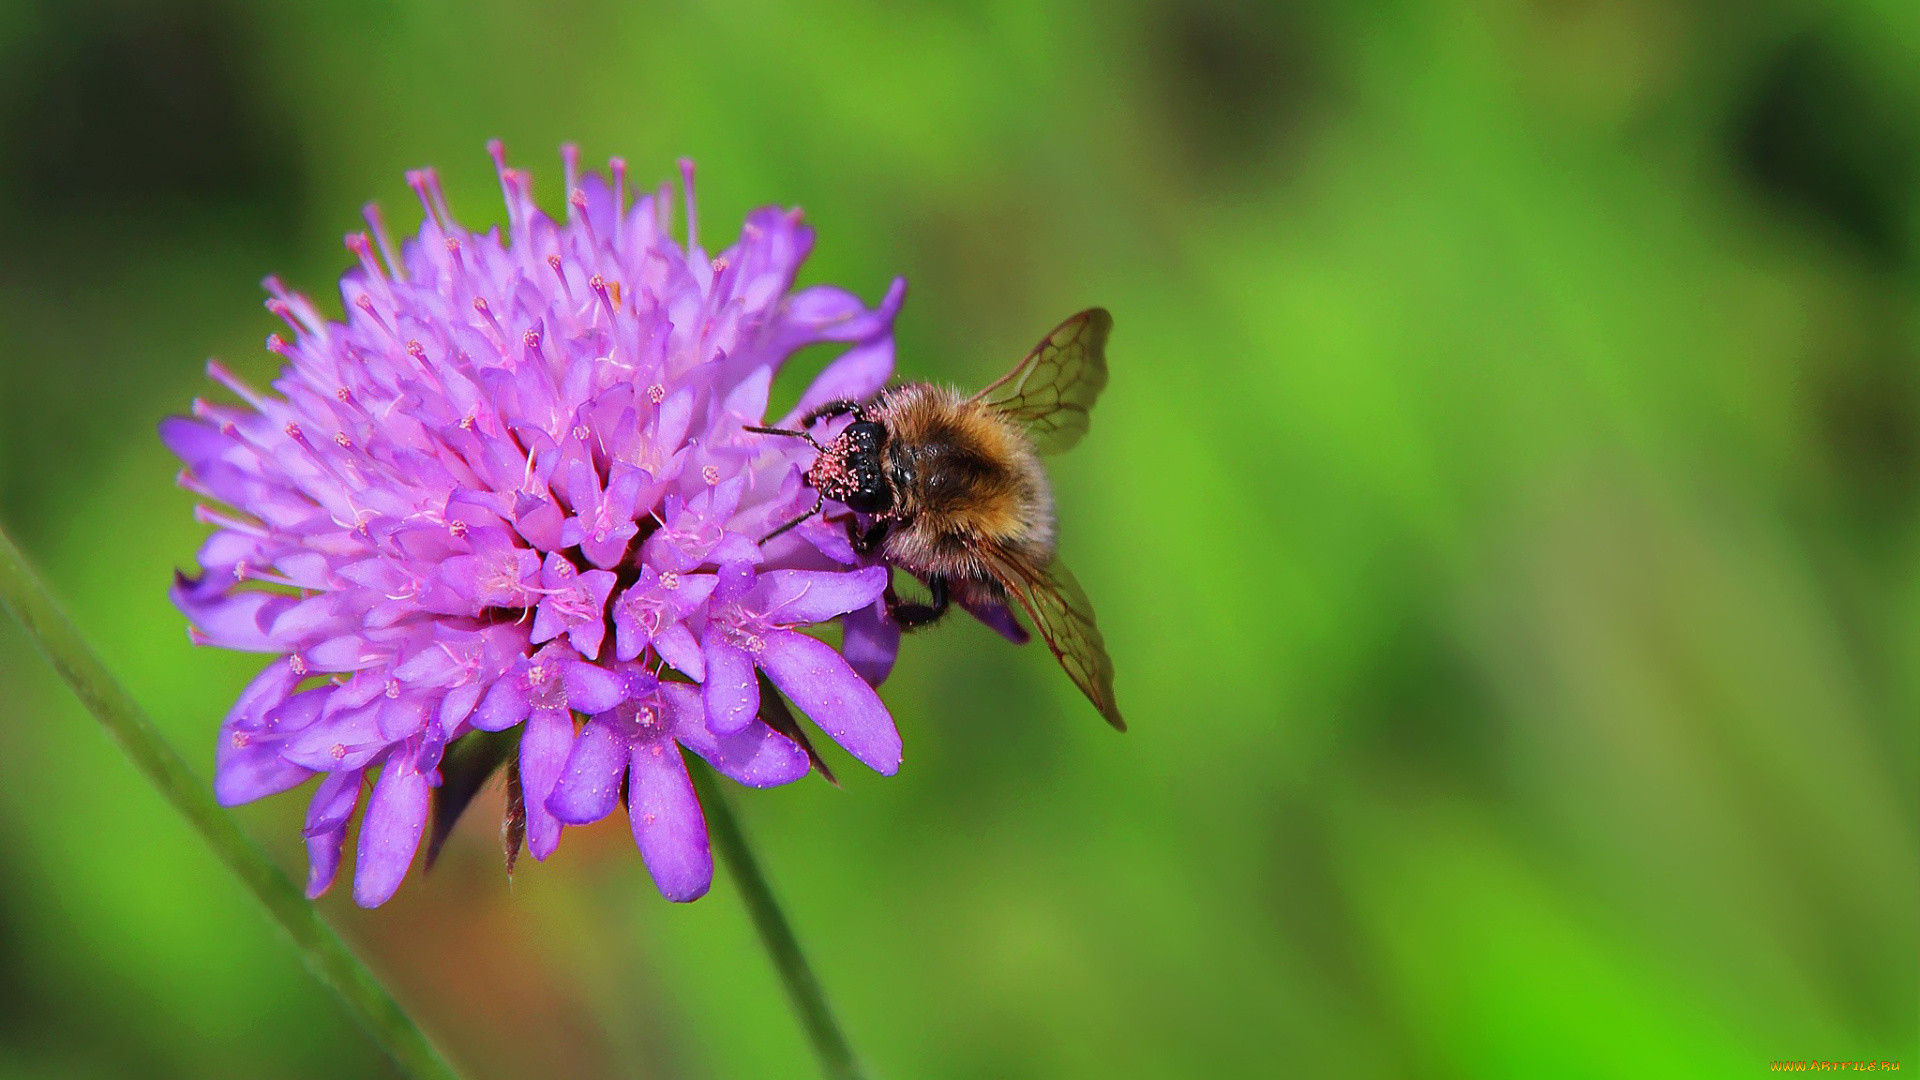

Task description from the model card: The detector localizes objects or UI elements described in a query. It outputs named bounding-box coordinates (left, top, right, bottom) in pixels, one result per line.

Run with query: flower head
left=166, top=144, right=909, bottom=906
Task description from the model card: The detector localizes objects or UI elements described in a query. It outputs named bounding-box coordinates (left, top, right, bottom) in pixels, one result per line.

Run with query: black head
left=809, top=420, right=894, bottom=514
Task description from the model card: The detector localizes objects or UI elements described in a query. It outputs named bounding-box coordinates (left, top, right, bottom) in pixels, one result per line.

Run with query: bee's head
left=807, top=420, right=893, bottom=514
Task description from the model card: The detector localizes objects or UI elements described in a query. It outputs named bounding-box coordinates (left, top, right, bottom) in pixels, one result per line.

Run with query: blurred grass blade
left=0, top=522, right=464, bottom=1080
left=692, top=760, right=864, bottom=1080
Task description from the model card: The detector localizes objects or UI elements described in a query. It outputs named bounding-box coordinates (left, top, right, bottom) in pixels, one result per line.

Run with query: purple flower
left=166, top=144, right=909, bottom=905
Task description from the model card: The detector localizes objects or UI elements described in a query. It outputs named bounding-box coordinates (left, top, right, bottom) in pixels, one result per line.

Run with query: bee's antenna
left=760, top=494, right=824, bottom=544
left=743, top=424, right=823, bottom=451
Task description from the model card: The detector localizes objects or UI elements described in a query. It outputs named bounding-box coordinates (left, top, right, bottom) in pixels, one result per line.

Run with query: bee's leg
left=847, top=518, right=889, bottom=556
left=888, top=574, right=950, bottom=631
left=799, top=399, right=862, bottom=428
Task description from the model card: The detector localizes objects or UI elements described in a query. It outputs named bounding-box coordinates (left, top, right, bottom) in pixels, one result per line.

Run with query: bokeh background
left=0, top=0, right=1914, bottom=1077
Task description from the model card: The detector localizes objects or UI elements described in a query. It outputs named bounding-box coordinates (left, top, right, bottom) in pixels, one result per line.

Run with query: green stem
left=692, top=761, right=864, bottom=1080
left=0, top=523, right=463, bottom=1080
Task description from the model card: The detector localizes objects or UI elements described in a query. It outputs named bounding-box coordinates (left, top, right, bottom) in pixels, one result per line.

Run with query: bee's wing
left=980, top=544, right=1125, bottom=730
left=968, top=308, right=1112, bottom=455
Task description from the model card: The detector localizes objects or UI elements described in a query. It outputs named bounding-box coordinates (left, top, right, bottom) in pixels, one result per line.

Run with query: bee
left=748, top=308, right=1124, bottom=730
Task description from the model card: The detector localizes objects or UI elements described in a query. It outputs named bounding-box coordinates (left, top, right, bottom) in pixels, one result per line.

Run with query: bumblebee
left=750, top=309, right=1123, bottom=729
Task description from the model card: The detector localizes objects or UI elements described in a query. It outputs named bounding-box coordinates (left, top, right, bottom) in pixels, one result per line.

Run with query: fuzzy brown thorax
left=866, top=384, right=1055, bottom=576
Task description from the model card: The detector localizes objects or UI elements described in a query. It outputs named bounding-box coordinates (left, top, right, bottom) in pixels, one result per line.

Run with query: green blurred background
left=0, top=0, right=1914, bottom=1076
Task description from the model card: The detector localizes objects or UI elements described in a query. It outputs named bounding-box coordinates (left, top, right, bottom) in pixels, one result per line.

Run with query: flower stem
left=692, top=760, right=864, bottom=1080
left=0, top=522, right=463, bottom=1080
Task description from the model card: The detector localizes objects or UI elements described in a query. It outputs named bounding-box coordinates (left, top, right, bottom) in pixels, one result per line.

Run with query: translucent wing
left=969, top=308, right=1112, bottom=455
left=980, top=545, right=1125, bottom=730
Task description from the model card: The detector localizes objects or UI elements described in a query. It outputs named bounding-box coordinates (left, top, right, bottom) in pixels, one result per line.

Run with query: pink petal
left=758, top=630, right=900, bottom=775
left=702, top=637, right=758, bottom=735
left=628, top=743, right=711, bottom=902
left=352, top=752, right=431, bottom=907
left=840, top=599, right=900, bottom=687
left=520, top=707, right=575, bottom=861
left=547, top=715, right=631, bottom=825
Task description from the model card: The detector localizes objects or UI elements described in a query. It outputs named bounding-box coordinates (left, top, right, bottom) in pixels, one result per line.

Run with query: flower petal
left=306, top=825, right=350, bottom=900
left=529, top=599, right=568, bottom=646
left=628, top=743, right=711, bottom=902
left=280, top=701, right=387, bottom=772
left=568, top=569, right=618, bottom=659
left=561, top=660, right=626, bottom=715
left=438, top=682, right=484, bottom=733
left=758, top=630, right=900, bottom=775
left=653, top=623, right=705, bottom=681
left=578, top=466, right=645, bottom=568
left=377, top=694, right=430, bottom=742
left=547, top=714, right=631, bottom=825
left=771, top=276, right=905, bottom=358
left=702, top=637, right=758, bottom=734
left=303, top=770, right=363, bottom=837
left=214, top=738, right=312, bottom=806
left=787, top=334, right=895, bottom=423
left=677, top=716, right=809, bottom=789
left=301, top=770, right=362, bottom=899
left=173, top=578, right=299, bottom=652
left=611, top=601, right=650, bottom=663
left=840, top=598, right=900, bottom=687
left=352, top=751, right=431, bottom=907
left=961, top=596, right=1030, bottom=645
left=520, top=707, right=574, bottom=861
left=754, top=567, right=888, bottom=626
left=472, top=672, right=530, bottom=732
